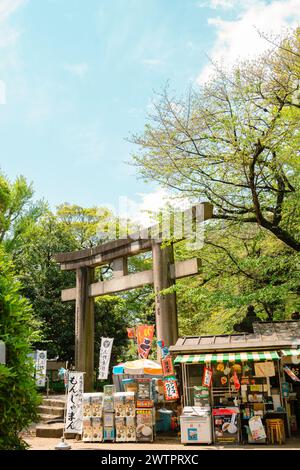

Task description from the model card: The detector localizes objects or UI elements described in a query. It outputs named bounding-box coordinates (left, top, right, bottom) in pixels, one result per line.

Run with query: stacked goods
left=136, top=379, right=155, bottom=442
left=136, top=409, right=154, bottom=442
left=114, top=392, right=136, bottom=442
left=103, top=385, right=116, bottom=441
left=136, top=379, right=154, bottom=408
left=115, top=417, right=136, bottom=442
left=82, top=393, right=104, bottom=442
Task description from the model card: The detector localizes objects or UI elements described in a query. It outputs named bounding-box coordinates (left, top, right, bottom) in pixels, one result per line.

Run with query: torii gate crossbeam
left=54, top=202, right=213, bottom=391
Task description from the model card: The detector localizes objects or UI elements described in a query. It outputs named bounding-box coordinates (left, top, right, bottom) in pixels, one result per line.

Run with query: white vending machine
left=180, top=407, right=212, bottom=444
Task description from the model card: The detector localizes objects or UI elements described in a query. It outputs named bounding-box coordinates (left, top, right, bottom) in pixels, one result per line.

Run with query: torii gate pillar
left=152, top=242, right=178, bottom=349
left=75, top=266, right=94, bottom=392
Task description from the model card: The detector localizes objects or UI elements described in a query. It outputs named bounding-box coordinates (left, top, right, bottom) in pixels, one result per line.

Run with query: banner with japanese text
left=98, top=337, right=114, bottom=380
left=35, top=350, right=47, bottom=387
left=136, top=325, right=155, bottom=359
left=65, top=371, right=84, bottom=434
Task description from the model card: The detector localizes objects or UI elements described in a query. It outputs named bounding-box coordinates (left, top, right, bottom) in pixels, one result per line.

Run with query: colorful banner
left=163, top=377, right=180, bottom=401
left=127, top=328, right=136, bottom=339
left=161, top=355, right=174, bottom=377
left=202, top=366, right=213, bottom=388
left=65, top=371, right=84, bottom=434
left=136, top=325, right=155, bottom=359
left=98, top=337, right=114, bottom=380
left=35, top=350, right=47, bottom=387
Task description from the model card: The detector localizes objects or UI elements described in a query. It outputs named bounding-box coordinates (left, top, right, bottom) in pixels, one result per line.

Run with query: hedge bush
left=0, top=247, right=41, bottom=449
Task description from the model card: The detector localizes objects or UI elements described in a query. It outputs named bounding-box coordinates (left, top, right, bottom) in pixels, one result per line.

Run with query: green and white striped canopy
left=174, top=351, right=279, bottom=364
left=281, top=349, right=300, bottom=357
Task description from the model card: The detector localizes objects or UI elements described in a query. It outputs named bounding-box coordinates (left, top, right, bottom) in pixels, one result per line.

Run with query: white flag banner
left=65, top=371, right=84, bottom=434
left=98, top=337, right=114, bottom=380
left=35, top=350, right=47, bottom=387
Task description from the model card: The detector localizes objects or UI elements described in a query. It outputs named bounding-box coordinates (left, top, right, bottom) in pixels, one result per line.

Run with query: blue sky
left=0, top=0, right=299, bottom=215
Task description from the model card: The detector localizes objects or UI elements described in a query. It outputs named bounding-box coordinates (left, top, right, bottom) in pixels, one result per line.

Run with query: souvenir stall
left=112, top=357, right=181, bottom=439
left=169, top=326, right=300, bottom=446
left=279, top=349, right=300, bottom=435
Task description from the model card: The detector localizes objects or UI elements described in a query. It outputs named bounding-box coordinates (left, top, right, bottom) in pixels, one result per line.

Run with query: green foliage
left=173, top=223, right=300, bottom=335
left=0, top=247, right=41, bottom=450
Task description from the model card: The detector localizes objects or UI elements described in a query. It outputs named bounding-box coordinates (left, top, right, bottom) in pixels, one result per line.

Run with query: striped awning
left=174, top=350, right=279, bottom=364
left=281, top=349, right=300, bottom=357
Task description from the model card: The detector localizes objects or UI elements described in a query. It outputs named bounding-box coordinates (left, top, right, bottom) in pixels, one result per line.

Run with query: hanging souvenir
left=216, top=363, right=224, bottom=372
left=202, top=366, right=213, bottom=388
left=221, top=376, right=228, bottom=385
left=224, top=363, right=231, bottom=375
left=242, top=363, right=251, bottom=375
left=233, top=370, right=241, bottom=391
left=232, top=363, right=242, bottom=374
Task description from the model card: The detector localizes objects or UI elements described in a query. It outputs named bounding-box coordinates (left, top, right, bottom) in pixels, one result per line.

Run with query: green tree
left=131, top=29, right=300, bottom=251
left=0, top=247, right=41, bottom=449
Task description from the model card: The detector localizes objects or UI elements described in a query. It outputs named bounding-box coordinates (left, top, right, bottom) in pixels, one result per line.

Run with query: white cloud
left=0, top=0, right=25, bottom=22
left=141, top=58, right=163, bottom=67
left=196, top=0, right=238, bottom=9
left=118, top=188, right=191, bottom=228
left=0, top=0, right=25, bottom=49
left=197, top=0, right=300, bottom=84
left=64, top=62, right=89, bottom=77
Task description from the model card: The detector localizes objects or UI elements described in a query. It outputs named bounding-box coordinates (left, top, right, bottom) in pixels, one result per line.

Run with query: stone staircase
left=36, top=397, right=65, bottom=438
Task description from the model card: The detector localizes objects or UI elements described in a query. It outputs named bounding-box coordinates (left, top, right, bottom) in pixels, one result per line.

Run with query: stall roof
left=169, top=321, right=300, bottom=354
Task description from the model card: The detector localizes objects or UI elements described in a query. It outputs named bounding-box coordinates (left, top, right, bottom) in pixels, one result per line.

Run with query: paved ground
left=23, top=434, right=300, bottom=450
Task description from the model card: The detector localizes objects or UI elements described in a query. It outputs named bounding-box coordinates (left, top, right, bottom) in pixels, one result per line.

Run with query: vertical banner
left=35, top=350, right=47, bottom=387
left=65, top=371, right=84, bottom=434
left=136, top=325, right=155, bottom=359
left=98, top=337, right=114, bottom=380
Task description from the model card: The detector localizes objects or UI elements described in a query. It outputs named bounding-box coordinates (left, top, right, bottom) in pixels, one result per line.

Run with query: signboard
left=0, top=341, right=5, bottom=364
left=249, top=416, right=266, bottom=441
left=163, top=377, right=180, bottom=401
left=212, top=407, right=239, bottom=444
left=136, top=325, right=155, bottom=359
left=35, top=350, right=47, bottom=387
left=284, top=365, right=300, bottom=382
left=65, top=371, right=84, bottom=434
left=161, top=355, right=174, bottom=377
left=202, top=366, right=213, bottom=388
left=98, top=337, right=114, bottom=380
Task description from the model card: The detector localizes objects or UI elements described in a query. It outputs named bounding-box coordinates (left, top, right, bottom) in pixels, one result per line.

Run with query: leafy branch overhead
left=131, top=29, right=300, bottom=251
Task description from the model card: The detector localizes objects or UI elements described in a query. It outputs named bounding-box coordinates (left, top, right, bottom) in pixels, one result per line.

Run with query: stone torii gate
left=54, top=202, right=213, bottom=391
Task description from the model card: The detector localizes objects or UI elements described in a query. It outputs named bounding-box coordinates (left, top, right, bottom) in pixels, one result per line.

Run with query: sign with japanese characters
left=137, top=325, right=155, bottom=359
left=65, top=371, right=84, bottom=434
left=161, top=355, right=174, bottom=377
left=98, top=337, right=114, bottom=380
left=163, top=377, right=179, bottom=401
left=35, top=350, right=47, bottom=387
left=202, top=366, right=213, bottom=388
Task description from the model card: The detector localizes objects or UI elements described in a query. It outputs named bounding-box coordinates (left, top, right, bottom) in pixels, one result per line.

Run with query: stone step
left=42, top=399, right=65, bottom=409
left=38, top=405, right=64, bottom=416
left=36, top=423, right=64, bottom=438
left=38, top=414, right=64, bottom=423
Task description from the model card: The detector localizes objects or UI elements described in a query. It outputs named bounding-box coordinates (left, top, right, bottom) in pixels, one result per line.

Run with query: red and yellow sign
left=161, top=355, right=174, bottom=377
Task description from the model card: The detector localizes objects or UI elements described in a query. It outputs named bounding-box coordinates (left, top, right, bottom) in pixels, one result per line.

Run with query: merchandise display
left=136, top=408, right=154, bottom=442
